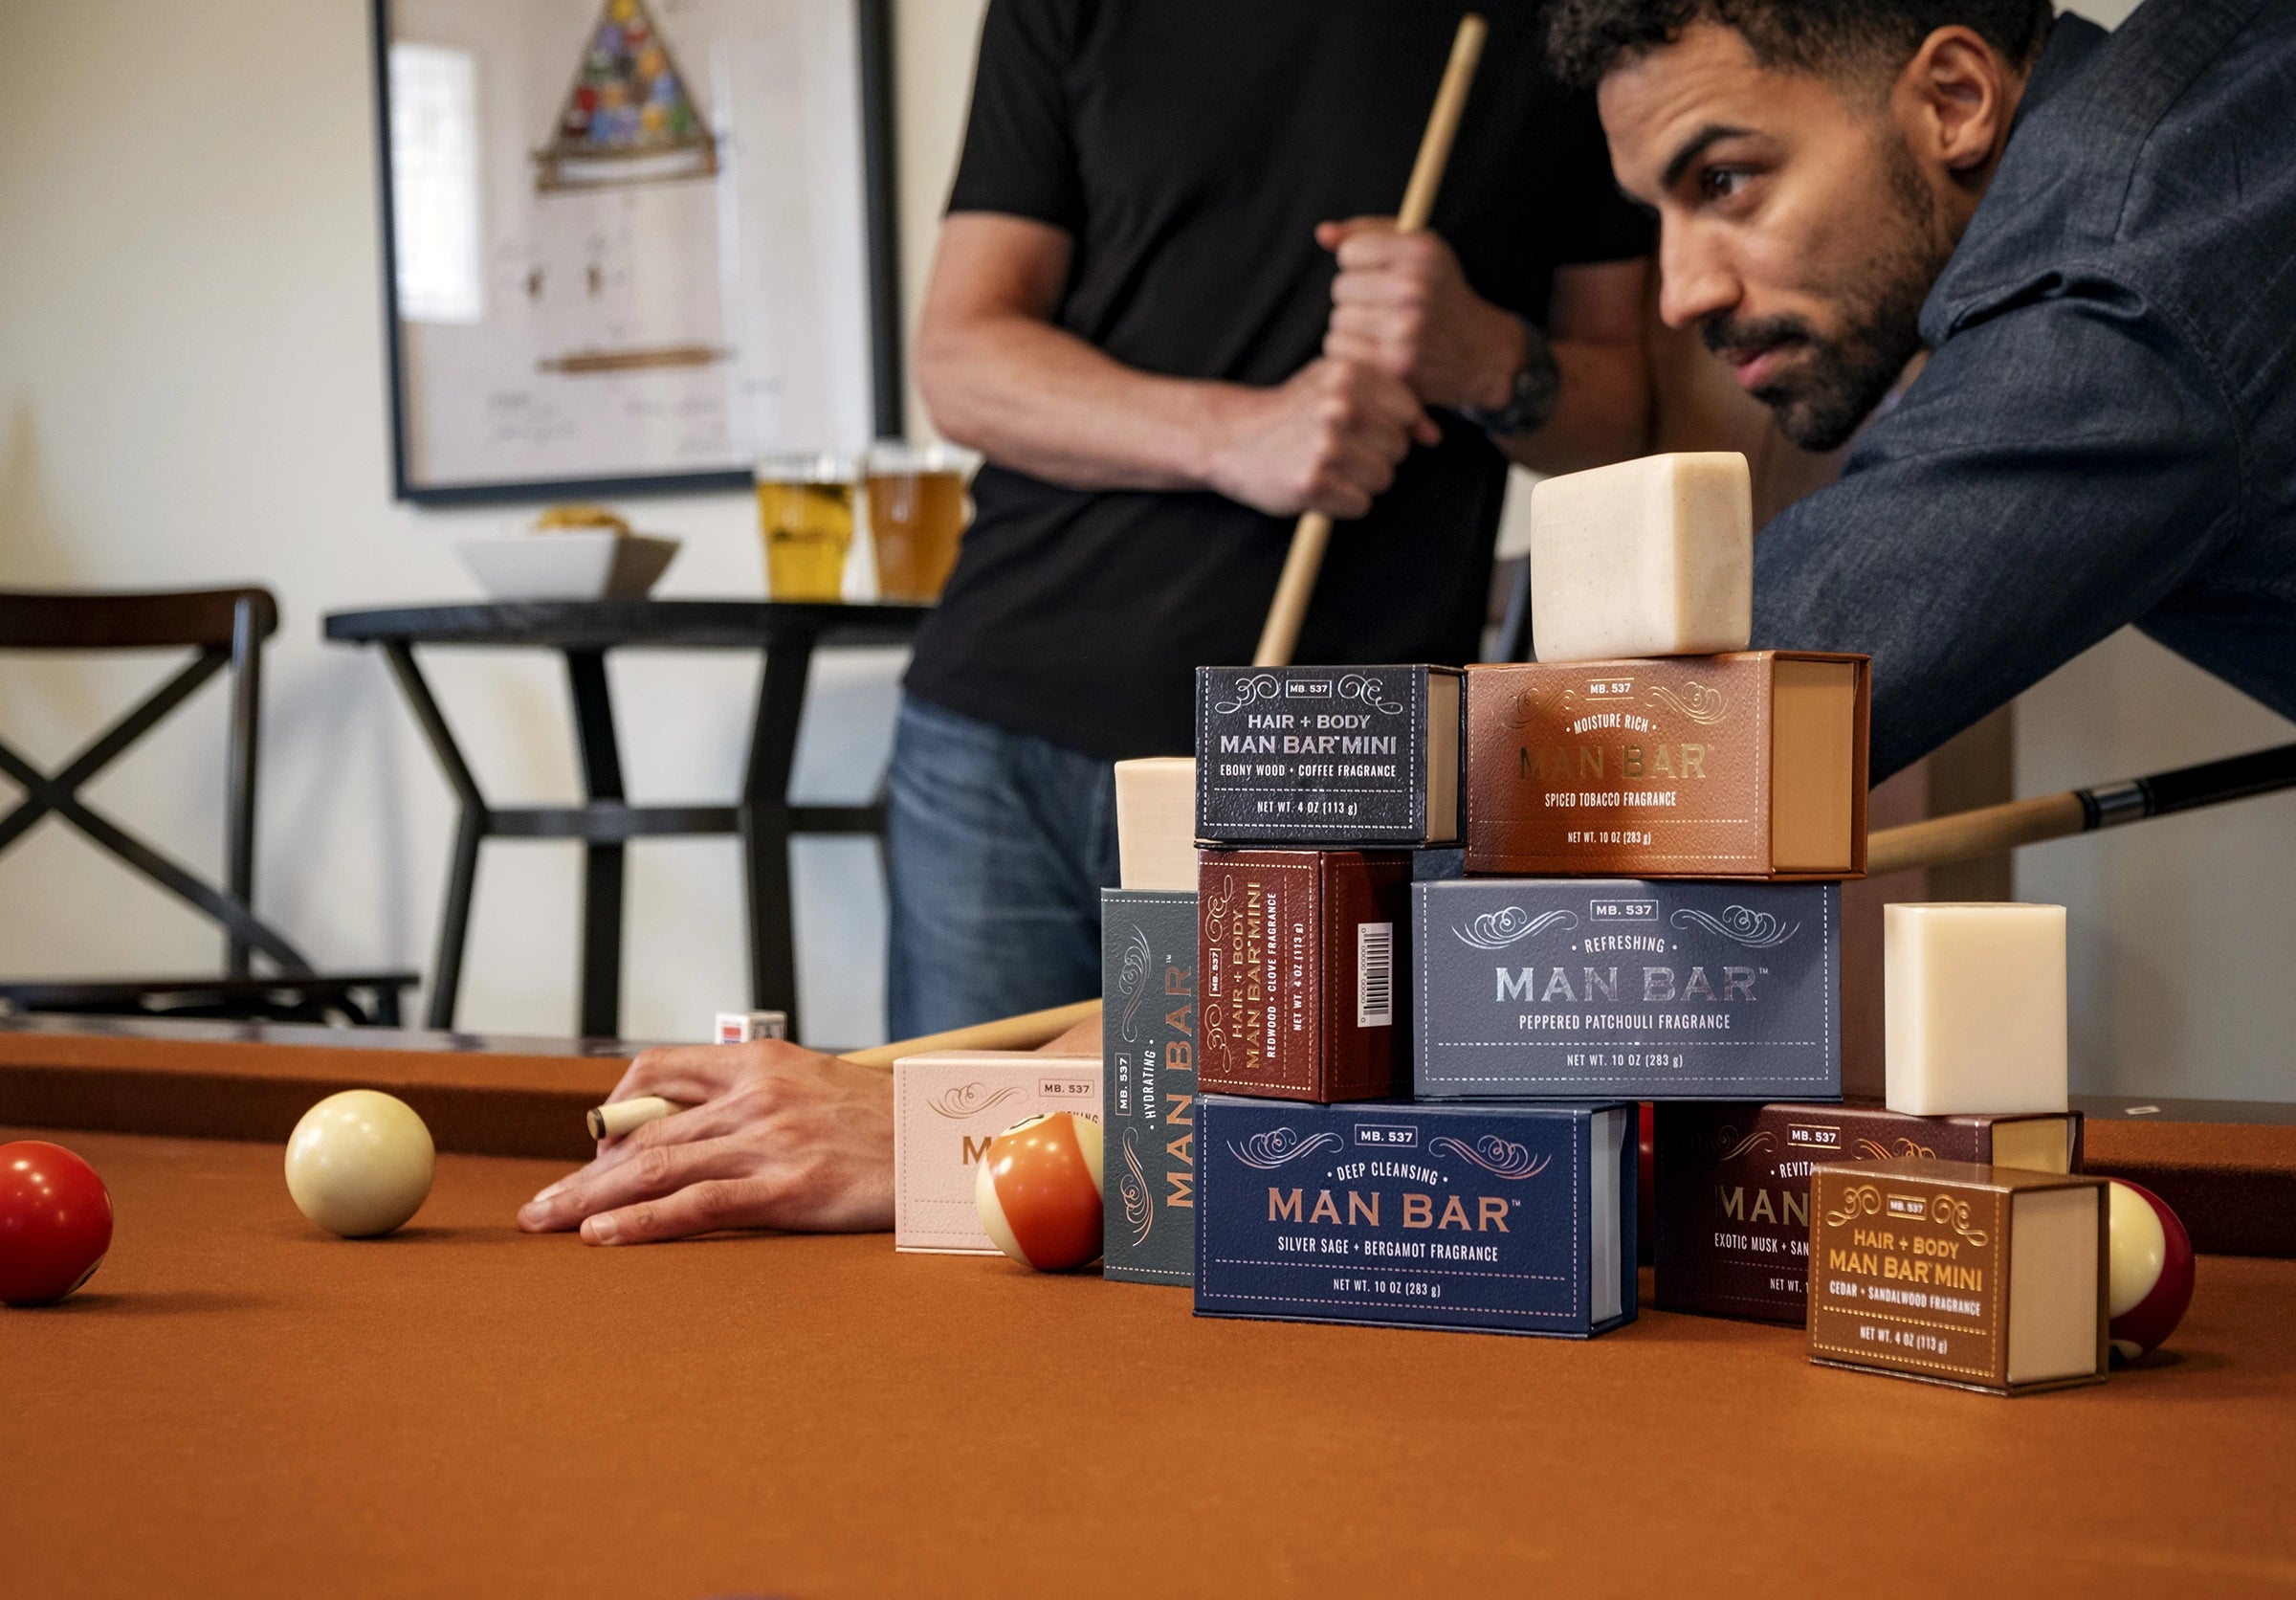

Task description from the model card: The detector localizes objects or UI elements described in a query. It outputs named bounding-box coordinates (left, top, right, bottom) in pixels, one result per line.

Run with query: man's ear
left=1895, top=26, right=2018, bottom=184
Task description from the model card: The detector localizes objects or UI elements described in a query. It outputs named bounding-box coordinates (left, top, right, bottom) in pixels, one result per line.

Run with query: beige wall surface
left=0, top=0, right=983, bottom=1047
left=4, top=0, right=2289, bottom=1095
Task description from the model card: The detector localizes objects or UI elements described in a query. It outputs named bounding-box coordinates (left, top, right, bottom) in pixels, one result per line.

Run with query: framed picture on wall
left=371, top=0, right=902, bottom=503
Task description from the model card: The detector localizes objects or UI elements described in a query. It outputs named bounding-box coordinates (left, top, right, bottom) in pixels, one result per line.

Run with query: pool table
left=2, top=1017, right=2293, bottom=1598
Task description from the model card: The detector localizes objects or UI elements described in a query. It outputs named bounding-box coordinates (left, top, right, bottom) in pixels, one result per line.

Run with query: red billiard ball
left=975, top=1112, right=1104, bottom=1272
left=2108, top=1178, right=2195, bottom=1363
left=0, top=1140, right=115, bottom=1307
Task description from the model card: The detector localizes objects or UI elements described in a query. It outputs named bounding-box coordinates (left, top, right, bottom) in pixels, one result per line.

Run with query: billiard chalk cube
left=1885, top=903, right=2067, bottom=1117
left=1530, top=452, right=1753, bottom=663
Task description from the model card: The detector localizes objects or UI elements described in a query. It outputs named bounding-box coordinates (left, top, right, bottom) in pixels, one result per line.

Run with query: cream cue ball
left=284, top=1090, right=436, bottom=1237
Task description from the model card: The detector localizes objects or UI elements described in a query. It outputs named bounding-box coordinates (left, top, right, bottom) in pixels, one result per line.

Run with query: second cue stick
left=1866, top=739, right=2296, bottom=877
left=1252, top=13, right=1489, bottom=669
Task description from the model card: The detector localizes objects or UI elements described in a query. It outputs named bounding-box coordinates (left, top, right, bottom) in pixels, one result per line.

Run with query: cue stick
left=1867, top=740, right=2296, bottom=877
left=584, top=998, right=1103, bottom=1138
left=1251, top=12, right=1489, bottom=669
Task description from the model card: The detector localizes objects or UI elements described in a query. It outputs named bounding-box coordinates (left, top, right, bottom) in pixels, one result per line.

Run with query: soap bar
left=1807, top=1157, right=2107, bottom=1394
left=1100, top=889, right=1200, bottom=1285
left=1463, top=654, right=1869, bottom=879
left=894, top=1052, right=1101, bottom=1254
left=1115, top=757, right=1198, bottom=892
left=1195, top=1096, right=1637, bottom=1338
left=1199, top=850, right=1411, bottom=1102
left=1194, top=665, right=1462, bottom=847
left=1413, top=878, right=1841, bottom=1101
left=1531, top=452, right=1752, bottom=662
left=1652, top=1100, right=2084, bottom=1325
left=1885, top=904, right=2067, bottom=1117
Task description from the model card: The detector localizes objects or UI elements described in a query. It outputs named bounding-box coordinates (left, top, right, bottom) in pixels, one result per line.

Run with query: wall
left=5, top=0, right=2289, bottom=1096
left=0, top=0, right=985, bottom=1047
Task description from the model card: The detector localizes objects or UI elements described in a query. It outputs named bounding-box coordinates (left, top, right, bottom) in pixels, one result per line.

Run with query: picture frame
left=370, top=0, right=904, bottom=504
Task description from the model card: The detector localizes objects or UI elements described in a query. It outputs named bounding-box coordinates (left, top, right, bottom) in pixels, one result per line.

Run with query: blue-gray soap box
left=1101, top=890, right=1200, bottom=1285
left=1412, top=878, right=1840, bottom=1101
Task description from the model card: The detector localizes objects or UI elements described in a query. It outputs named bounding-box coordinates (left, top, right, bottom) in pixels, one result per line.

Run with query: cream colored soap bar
left=1115, top=757, right=1197, bottom=891
left=1886, top=903, right=2068, bottom=1117
left=1530, top=452, right=1753, bottom=662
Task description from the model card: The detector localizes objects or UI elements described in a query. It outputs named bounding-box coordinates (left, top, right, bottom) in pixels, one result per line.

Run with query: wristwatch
left=1458, top=314, right=1561, bottom=438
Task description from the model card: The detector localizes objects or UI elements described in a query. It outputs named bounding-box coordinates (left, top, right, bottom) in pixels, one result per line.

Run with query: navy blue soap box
left=1195, top=1096, right=1636, bottom=1338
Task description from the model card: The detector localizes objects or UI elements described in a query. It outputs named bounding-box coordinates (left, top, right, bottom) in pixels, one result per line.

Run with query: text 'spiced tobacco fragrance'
left=1196, top=666, right=1461, bottom=847
left=1654, top=1101, right=2083, bottom=1323
left=1413, top=878, right=1840, bottom=1100
left=1101, top=890, right=1199, bottom=1285
left=1465, top=653, right=1868, bottom=879
left=1196, top=1097, right=1636, bottom=1338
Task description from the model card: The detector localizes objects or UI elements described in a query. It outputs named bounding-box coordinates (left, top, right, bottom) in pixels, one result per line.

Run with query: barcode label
left=1357, top=922, right=1394, bottom=1028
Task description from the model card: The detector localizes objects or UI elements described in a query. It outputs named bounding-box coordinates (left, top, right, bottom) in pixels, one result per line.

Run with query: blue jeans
left=886, top=696, right=1120, bottom=1038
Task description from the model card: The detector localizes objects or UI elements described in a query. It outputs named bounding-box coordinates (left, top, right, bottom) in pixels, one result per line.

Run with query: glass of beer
left=863, top=442, right=975, bottom=603
left=757, top=452, right=858, bottom=602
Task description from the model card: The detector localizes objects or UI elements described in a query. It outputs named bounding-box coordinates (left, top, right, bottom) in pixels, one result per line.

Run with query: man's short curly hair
left=1544, top=0, right=2054, bottom=91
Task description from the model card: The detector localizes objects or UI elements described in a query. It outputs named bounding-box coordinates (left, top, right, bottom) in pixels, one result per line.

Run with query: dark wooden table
left=324, top=600, right=927, bottom=1040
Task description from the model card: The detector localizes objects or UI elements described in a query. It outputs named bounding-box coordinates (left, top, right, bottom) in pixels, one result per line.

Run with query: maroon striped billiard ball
left=2107, top=1178, right=2195, bottom=1363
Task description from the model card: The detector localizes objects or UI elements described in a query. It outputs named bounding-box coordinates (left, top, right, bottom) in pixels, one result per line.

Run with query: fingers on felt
left=567, top=1132, right=762, bottom=1218
left=583, top=1178, right=783, bottom=1246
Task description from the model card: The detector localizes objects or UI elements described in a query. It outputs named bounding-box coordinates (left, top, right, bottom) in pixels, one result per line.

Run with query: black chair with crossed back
left=0, top=588, right=416, bottom=1025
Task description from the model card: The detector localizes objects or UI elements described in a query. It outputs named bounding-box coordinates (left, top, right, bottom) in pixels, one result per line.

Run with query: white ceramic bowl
left=455, top=531, right=680, bottom=602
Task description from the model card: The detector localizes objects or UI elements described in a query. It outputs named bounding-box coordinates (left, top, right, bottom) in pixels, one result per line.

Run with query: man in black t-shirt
left=886, top=0, right=1656, bottom=1036
left=511, top=8, right=1652, bottom=1246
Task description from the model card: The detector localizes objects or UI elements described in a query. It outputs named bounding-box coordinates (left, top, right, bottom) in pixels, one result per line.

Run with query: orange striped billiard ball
left=975, top=1112, right=1104, bottom=1272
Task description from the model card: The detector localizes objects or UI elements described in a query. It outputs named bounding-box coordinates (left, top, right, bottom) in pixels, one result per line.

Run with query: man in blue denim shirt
left=1551, top=0, right=2296, bottom=776
left=519, top=0, right=2296, bottom=1246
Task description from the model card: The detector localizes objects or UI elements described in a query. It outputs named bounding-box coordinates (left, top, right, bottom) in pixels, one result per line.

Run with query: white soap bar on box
left=1530, top=452, right=1753, bottom=662
left=1115, top=757, right=1197, bottom=892
left=1885, top=903, right=2068, bottom=1117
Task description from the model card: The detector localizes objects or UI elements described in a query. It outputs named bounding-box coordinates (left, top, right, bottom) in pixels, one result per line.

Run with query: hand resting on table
left=517, top=1014, right=1101, bottom=1245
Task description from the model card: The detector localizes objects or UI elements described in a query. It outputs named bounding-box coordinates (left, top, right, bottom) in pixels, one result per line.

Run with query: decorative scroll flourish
left=1499, top=684, right=1576, bottom=729
left=1430, top=1134, right=1550, bottom=1180
left=1822, top=1183, right=1883, bottom=1228
left=1929, top=1194, right=1991, bottom=1247
left=1854, top=1136, right=1935, bottom=1162
left=1453, top=907, right=1578, bottom=951
left=1671, top=906, right=1799, bottom=949
left=1212, top=675, right=1284, bottom=715
left=1200, top=877, right=1236, bottom=1053
left=1336, top=675, right=1404, bottom=716
left=1116, top=924, right=1153, bottom=1043
left=1226, top=1128, right=1344, bottom=1170
left=1649, top=681, right=1729, bottom=725
left=1120, top=1128, right=1155, bottom=1245
left=929, top=1082, right=1023, bottom=1121
left=1717, top=1127, right=1777, bottom=1163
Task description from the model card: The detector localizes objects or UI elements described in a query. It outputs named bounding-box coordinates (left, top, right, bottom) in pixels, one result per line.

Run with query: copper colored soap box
left=1466, top=653, right=1870, bottom=880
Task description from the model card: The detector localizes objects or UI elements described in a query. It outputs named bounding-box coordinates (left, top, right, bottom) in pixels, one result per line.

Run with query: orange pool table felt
left=2, top=1021, right=2294, bottom=1598
left=1, top=1125, right=2290, bottom=1600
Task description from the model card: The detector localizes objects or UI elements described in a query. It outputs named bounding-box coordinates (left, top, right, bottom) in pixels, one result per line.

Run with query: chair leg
left=226, top=598, right=262, bottom=978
